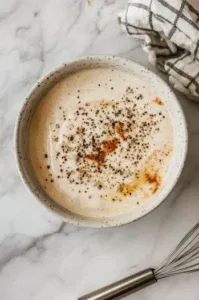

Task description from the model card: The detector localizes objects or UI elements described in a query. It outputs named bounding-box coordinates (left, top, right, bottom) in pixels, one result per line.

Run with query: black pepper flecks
left=44, top=85, right=167, bottom=200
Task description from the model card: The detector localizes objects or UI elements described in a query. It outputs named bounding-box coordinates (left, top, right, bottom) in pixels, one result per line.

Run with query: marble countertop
left=1, top=0, right=199, bottom=299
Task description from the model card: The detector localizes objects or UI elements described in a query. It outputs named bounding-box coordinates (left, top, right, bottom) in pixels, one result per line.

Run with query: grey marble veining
left=1, top=0, right=199, bottom=299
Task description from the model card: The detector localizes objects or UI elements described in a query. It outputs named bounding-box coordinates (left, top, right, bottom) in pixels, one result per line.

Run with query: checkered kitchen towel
left=119, top=0, right=199, bottom=101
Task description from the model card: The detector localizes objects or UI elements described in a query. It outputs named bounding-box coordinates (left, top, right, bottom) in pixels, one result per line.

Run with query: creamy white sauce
left=29, top=68, right=173, bottom=218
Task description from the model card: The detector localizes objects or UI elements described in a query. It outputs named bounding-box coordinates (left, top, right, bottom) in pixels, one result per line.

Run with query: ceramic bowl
left=15, top=55, right=188, bottom=227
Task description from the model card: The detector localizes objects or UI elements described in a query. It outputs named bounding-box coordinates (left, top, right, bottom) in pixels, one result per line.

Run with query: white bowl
left=15, top=55, right=188, bottom=227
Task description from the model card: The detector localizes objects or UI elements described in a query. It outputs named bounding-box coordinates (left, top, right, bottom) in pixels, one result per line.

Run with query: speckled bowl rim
left=14, top=55, right=188, bottom=228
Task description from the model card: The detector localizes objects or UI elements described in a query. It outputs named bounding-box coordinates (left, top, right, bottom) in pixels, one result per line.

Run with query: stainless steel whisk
left=79, top=222, right=199, bottom=300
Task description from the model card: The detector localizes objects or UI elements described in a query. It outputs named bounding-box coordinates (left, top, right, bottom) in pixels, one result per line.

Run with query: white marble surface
left=1, top=0, right=199, bottom=299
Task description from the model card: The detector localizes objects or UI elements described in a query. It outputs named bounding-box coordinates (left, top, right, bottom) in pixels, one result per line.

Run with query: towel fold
left=119, top=0, right=199, bottom=101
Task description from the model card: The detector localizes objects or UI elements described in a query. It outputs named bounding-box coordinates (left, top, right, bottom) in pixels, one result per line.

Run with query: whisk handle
left=78, top=268, right=157, bottom=300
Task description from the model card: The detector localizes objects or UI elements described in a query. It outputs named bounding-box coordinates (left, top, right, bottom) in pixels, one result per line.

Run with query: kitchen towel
left=119, top=0, right=199, bottom=101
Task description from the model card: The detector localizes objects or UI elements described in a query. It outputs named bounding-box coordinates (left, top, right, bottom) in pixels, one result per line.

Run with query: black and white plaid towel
left=119, top=0, right=199, bottom=101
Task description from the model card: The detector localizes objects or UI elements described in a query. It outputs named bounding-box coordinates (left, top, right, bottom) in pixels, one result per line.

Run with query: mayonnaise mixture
left=29, top=67, right=173, bottom=218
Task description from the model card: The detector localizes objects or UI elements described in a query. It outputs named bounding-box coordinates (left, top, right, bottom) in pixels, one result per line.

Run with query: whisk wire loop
left=155, top=222, right=199, bottom=279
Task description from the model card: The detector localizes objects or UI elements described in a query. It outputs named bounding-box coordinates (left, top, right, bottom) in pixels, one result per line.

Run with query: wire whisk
left=155, top=222, right=199, bottom=279
left=79, top=222, right=199, bottom=300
